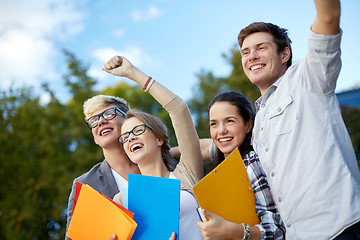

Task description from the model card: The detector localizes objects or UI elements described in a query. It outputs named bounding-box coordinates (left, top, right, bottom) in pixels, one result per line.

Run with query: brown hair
left=208, top=91, right=255, bottom=166
left=238, top=22, right=293, bottom=68
left=124, top=110, right=175, bottom=171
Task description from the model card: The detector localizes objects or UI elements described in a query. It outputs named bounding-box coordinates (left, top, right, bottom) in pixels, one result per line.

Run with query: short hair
left=123, top=110, right=175, bottom=171
left=208, top=91, right=255, bottom=161
left=238, top=22, right=293, bottom=68
left=83, top=95, right=130, bottom=120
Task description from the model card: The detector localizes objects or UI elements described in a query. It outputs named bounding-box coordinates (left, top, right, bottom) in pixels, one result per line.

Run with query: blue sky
left=1, top=0, right=359, bottom=103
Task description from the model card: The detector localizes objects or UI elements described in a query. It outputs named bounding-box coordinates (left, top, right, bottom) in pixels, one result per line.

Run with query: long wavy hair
left=208, top=91, right=255, bottom=168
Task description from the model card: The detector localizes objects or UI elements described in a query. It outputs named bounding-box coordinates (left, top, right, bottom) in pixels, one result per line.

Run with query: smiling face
left=91, top=104, right=125, bottom=149
left=241, top=32, right=290, bottom=95
left=120, top=117, right=163, bottom=165
left=209, top=101, right=252, bottom=158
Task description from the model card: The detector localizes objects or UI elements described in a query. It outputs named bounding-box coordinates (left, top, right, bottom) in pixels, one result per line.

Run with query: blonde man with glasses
left=65, top=95, right=141, bottom=239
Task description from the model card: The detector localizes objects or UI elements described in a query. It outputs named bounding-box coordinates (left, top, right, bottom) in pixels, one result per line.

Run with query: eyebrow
left=241, top=41, right=271, bottom=53
left=209, top=116, right=237, bottom=122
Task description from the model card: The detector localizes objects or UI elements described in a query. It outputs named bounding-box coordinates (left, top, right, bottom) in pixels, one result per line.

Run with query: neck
left=137, top=154, right=170, bottom=178
left=103, top=147, right=140, bottom=180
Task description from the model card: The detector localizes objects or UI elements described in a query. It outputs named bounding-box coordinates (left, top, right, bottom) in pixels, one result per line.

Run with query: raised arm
left=104, top=56, right=204, bottom=179
left=312, top=0, right=340, bottom=35
left=103, top=56, right=175, bottom=106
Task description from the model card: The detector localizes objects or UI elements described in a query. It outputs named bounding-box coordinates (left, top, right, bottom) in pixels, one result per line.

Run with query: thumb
left=202, top=209, right=215, bottom=220
left=109, top=233, right=117, bottom=240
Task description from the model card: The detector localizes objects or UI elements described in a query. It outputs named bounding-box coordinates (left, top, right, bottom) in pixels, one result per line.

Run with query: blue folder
left=128, top=174, right=181, bottom=239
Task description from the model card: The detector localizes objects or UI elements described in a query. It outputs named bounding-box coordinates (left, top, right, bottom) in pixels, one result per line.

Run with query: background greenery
left=1, top=48, right=359, bottom=239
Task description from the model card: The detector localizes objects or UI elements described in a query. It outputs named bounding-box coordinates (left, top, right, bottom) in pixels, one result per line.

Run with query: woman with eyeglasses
left=104, top=56, right=204, bottom=240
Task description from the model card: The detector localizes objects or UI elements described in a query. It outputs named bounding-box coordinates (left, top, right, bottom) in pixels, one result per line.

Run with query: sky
left=1, top=0, right=360, bottom=104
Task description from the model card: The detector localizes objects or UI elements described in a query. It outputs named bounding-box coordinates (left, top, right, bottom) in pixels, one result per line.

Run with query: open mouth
left=218, top=137, right=233, bottom=143
left=100, top=128, right=112, bottom=136
left=250, top=64, right=265, bottom=71
left=130, top=143, right=143, bottom=152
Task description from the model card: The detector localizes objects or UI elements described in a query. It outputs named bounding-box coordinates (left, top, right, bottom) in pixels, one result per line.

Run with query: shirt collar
left=255, top=77, right=283, bottom=111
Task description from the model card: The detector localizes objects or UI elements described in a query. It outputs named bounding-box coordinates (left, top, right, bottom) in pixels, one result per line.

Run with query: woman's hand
left=169, top=232, right=176, bottom=240
left=197, top=209, right=241, bottom=240
left=108, top=233, right=117, bottom=240
left=103, top=56, right=135, bottom=79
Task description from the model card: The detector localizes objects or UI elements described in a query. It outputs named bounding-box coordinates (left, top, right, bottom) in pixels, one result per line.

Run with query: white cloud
left=0, top=0, right=85, bottom=91
left=130, top=5, right=162, bottom=22
left=91, top=45, right=152, bottom=68
left=88, top=46, right=162, bottom=89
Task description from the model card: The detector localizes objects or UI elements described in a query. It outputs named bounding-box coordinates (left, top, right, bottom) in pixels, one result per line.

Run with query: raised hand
left=103, top=55, right=136, bottom=79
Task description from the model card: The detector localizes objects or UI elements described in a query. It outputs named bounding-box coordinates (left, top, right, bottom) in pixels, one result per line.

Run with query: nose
left=127, top=132, right=137, bottom=142
left=219, top=124, right=228, bottom=134
left=248, top=50, right=259, bottom=61
left=97, top=115, right=108, bottom=126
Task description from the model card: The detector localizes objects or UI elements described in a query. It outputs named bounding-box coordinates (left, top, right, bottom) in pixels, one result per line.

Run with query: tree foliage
left=188, top=46, right=259, bottom=138
left=0, top=47, right=358, bottom=240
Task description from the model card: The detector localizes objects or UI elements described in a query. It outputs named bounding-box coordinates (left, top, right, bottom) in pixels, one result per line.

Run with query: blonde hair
left=83, top=95, right=129, bottom=120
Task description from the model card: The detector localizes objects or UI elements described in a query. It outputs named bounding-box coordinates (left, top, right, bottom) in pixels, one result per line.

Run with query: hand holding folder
left=193, top=148, right=260, bottom=226
left=66, top=183, right=137, bottom=240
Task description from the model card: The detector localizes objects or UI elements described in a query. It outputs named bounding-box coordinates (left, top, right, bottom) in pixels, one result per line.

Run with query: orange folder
left=193, top=148, right=260, bottom=226
left=66, top=183, right=137, bottom=240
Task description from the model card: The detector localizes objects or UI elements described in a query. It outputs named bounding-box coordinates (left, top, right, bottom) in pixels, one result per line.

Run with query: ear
left=245, top=119, right=253, bottom=134
left=157, top=138, right=164, bottom=147
left=281, top=47, right=291, bottom=64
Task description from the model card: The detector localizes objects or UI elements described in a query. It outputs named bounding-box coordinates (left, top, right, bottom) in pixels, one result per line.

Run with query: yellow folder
left=66, top=184, right=137, bottom=240
left=193, top=148, right=260, bottom=226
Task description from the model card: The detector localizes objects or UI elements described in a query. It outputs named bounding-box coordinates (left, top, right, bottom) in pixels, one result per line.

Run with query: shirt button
left=278, top=197, right=282, bottom=202
left=286, top=223, right=291, bottom=228
left=265, top=147, right=269, bottom=152
left=271, top=172, right=275, bottom=177
left=260, top=127, right=264, bottom=131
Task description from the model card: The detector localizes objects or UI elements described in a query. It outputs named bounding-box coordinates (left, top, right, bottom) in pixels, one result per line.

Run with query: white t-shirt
left=169, top=172, right=203, bottom=240
left=111, top=169, right=128, bottom=191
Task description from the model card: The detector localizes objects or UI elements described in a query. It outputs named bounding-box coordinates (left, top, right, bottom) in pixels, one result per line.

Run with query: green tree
left=341, top=105, right=360, bottom=166
left=188, top=46, right=259, bottom=139
left=102, top=81, right=177, bottom=146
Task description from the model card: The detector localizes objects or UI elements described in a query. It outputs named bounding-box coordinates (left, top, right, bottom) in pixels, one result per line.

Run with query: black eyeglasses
left=119, top=124, right=152, bottom=144
left=86, top=107, right=126, bottom=128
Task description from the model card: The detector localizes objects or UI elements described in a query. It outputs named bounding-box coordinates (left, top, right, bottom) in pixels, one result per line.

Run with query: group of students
left=66, top=0, right=360, bottom=239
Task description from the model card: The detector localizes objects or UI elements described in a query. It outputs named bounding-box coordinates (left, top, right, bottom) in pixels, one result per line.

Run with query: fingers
left=202, top=209, right=214, bottom=220
left=104, top=56, right=123, bottom=70
left=109, top=233, right=117, bottom=240
left=169, top=232, right=176, bottom=240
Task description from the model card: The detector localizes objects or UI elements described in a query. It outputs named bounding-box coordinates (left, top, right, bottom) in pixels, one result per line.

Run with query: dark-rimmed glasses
left=119, top=124, right=152, bottom=144
left=86, top=107, right=126, bottom=128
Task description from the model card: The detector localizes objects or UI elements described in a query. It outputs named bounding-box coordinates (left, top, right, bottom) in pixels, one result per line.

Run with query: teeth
left=219, top=137, right=232, bottom=143
left=251, top=65, right=263, bottom=71
left=131, top=143, right=143, bottom=152
left=101, top=129, right=111, bottom=135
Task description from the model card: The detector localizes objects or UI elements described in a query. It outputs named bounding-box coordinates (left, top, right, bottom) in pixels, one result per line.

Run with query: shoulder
left=73, top=160, right=108, bottom=183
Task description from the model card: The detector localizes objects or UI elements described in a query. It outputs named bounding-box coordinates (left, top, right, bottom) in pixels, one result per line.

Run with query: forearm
left=312, top=0, right=340, bottom=35
left=164, top=97, right=204, bottom=179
